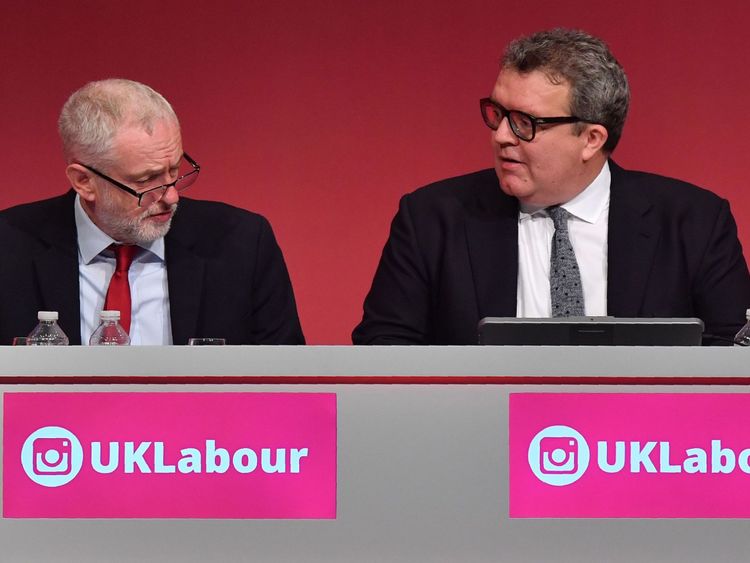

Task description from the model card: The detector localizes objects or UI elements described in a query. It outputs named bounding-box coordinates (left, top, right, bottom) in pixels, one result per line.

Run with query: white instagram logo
left=34, top=438, right=71, bottom=475
left=528, top=425, right=590, bottom=486
left=540, top=437, right=578, bottom=474
left=21, top=427, right=83, bottom=487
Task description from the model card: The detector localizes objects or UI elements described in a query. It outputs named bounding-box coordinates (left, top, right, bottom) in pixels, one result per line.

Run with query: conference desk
left=1, top=346, right=749, bottom=562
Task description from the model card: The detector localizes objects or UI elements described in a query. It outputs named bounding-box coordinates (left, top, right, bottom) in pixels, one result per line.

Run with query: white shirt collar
left=73, top=194, right=166, bottom=264
left=519, top=160, right=611, bottom=224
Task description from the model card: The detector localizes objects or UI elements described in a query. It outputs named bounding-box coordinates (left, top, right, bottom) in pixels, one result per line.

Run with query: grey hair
left=58, top=78, right=179, bottom=165
left=502, top=29, right=630, bottom=153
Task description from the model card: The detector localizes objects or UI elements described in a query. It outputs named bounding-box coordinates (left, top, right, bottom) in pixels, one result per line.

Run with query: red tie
left=104, top=245, right=137, bottom=334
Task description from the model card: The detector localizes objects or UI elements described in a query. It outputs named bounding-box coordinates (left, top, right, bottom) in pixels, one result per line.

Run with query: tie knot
left=112, top=244, right=137, bottom=273
left=546, top=206, right=571, bottom=231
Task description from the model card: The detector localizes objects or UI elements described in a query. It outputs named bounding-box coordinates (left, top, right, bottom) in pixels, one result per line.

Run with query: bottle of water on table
left=89, top=310, right=130, bottom=346
left=27, top=311, right=69, bottom=346
left=734, top=309, right=750, bottom=346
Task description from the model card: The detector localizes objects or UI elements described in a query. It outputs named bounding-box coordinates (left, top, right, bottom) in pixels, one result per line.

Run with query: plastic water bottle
left=734, top=309, right=750, bottom=346
left=26, top=311, right=70, bottom=346
left=89, top=310, right=131, bottom=346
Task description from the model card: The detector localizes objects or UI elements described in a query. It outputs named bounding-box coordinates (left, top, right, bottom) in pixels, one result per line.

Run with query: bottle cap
left=99, top=310, right=121, bottom=320
left=37, top=311, right=58, bottom=321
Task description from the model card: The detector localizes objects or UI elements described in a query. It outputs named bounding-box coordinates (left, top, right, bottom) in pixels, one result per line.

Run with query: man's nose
left=493, top=114, right=518, bottom=145
left=161, top=185, right=179, bottom=205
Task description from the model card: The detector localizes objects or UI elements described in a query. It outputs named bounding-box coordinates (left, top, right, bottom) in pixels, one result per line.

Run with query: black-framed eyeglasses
left=479, top=98, right=599, bottom=142
left=80, top=153, right=201, bottom=207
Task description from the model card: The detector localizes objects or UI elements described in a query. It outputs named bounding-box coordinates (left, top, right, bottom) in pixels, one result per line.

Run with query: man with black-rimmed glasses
left=353, top=28, right=750, bottom=345
left=0, top=79, right=304, bottom=345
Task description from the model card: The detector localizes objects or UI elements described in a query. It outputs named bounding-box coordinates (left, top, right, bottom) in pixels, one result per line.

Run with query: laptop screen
left=477, top=317, right=704, bottom=346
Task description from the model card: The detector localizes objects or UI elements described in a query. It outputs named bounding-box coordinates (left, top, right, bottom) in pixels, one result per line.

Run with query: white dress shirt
left=516, top=161, right=611, bottom=317
left=74, top=195, right=173, bottom=345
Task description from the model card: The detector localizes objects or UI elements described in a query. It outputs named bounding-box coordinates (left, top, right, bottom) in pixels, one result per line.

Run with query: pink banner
left=510, top=393, right=750, bottom=518
left=3, top=392, right=336, bottom=518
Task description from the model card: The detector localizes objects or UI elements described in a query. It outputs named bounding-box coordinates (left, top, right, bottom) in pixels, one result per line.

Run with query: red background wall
left=2, top=0, right=748, bottom=343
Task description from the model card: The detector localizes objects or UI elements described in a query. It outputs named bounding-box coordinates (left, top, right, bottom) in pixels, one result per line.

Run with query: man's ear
left=581, top=124, right=609, bottom=162
left=65, top=164, right=97, bottom=202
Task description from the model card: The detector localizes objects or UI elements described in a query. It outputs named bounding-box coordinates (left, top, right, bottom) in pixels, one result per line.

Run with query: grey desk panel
left=0, top=345, right=747, bottom=377
left=1, top=347, right=749, bottom=562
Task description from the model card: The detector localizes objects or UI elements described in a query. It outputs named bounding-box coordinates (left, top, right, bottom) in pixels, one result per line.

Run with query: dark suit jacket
left=0, top=191, right=304, bottom=345
left=353, top=162, right=750, bottom=345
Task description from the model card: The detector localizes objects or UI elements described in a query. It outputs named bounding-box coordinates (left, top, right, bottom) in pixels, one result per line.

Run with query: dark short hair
left=502, top=28, right=630, bottom=153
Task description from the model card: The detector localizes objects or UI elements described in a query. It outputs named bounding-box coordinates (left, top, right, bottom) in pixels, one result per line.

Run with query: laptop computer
left=477, top=317, right=704, bottom=346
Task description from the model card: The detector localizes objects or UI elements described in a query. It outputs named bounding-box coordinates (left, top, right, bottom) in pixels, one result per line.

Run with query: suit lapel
left=165, top=216, right=206, bottom=345
left=32, top=192, right=82, bottom=344
left=33, top=246, right=81, bottom=344
left=607, top=161, right=660, bottom=316
left=465, top=179, right=519, bottom=317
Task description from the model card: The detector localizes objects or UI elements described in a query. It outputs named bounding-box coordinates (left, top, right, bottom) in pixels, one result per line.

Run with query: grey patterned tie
left=547, top=206, right=585, bottom=317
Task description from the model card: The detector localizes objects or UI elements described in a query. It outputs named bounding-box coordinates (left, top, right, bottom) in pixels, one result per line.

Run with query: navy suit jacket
left=353, top=162, right=750, bottom=344
left=0, top=191, right=304, bottom=345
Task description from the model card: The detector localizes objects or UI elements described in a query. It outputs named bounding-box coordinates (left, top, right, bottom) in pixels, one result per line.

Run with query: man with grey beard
left=0, top=79, right=304, bottom=345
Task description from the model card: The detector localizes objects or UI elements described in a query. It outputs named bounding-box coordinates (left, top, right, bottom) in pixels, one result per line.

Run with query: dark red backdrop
left=2, top=0, right=748, bottom=343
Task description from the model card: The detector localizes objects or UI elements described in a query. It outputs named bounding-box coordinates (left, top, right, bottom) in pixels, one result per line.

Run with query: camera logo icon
left=527, top=425, right=590, bottom=486
left=21, top=426, right=84, bottom=487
